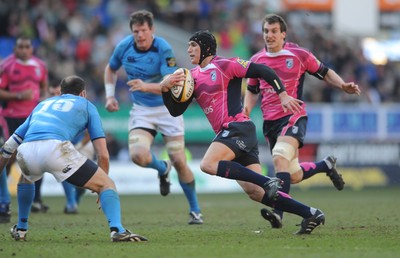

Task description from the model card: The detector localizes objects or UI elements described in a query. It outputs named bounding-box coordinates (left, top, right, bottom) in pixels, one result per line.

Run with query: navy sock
left=216, top=160, right=269, bottom=187
left=276, top=172, right=291, bottom=194
left=273, top=172, right=291, bottom=218
left=261, top=192, right=312, bottom=218
left=301, top=160, right=329, bottom=180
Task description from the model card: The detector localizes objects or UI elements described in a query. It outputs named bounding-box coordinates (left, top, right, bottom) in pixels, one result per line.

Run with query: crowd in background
left=1, top=0, right=399, bottom=105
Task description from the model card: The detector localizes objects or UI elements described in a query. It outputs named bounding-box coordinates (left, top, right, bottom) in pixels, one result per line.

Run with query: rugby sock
left=147, top=152, right=168, bottom=176
left=273, top=172, right=291, bottom=218
left=62, top=181, right=77, bottom=209
left=216, top=161, right=270, bottom=187
left=0, top=168, right=11, bottom=203
left=17, top=183, right=35, bottom=230
left=99, top=189, right=125, bottom=233
left=261, top=191, right=312, bottom=218
left=179, top=180, right=201, bottom=213
left=301, top=160, right=329, bottom=180
left=33, top=178, right=43, bottom=203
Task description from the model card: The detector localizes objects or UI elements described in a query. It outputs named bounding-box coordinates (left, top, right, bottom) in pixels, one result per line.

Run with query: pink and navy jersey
left=191, top=56, right=251, bottom=134
left=0, top=54, right=47, bottom=118
left=248, top=43, right=324, bottom=121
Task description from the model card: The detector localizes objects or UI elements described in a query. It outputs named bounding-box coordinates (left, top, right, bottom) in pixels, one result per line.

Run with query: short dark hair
left=262, top=14, right=288, bottom=33
left=60, top=75, right=86, bottom=95
left=129, top=10, right=154, bottom=30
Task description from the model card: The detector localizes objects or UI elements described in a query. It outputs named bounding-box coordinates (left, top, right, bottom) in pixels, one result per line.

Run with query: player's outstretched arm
left=246, top=63, right=303, bottom=113
left=324, top=69, right=361, bottom=95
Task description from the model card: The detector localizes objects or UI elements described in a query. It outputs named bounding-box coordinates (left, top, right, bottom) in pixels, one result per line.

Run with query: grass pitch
left=0, top=187, right=399, bottom=258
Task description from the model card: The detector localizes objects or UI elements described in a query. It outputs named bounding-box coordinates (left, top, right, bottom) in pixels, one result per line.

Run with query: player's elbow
left=169, top=110, right=183, bottom=117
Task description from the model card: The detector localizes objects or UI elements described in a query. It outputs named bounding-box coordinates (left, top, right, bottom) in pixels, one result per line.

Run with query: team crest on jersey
left=236, top=59, right=249, bottom=68
left=210, top=71, right=217, bottom=81
left=286, top=58, right=294, bottom=69
left=166, top=57, right=177, bottom=67
left=35, top=67, right=41, bottom=77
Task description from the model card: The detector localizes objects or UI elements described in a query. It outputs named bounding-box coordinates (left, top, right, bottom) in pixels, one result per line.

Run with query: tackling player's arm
left=91, top=138, right=109, bottom=174
left=0, top=132, right=24, bottom=172
left=245, top=62, right=303, bottom=113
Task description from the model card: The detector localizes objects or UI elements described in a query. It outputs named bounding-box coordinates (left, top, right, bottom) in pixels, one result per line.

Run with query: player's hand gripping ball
left=170, top=68, right=194, bottom=103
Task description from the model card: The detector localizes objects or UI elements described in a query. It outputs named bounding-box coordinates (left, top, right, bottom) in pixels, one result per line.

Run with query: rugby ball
left=170, top=68, right=194, bottom=103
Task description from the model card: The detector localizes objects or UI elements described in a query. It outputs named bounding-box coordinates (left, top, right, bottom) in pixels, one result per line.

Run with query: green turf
left=0, top=187, right=399, bottom=258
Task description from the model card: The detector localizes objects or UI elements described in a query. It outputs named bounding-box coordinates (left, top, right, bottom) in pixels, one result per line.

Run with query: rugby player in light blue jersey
left=104, top=10, right=202, bottom=224
left=0, top=75, right=147, bottom=242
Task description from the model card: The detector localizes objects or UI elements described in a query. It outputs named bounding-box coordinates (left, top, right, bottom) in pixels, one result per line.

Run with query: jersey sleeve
left=305, top=51, right=325, bottom=76
left=86, top=102, right=106, bottom=140
left=158, top=39, right=178, bottom=76
left=14, top=114, right=31, bottom=139
left=108, top=44, right=123, bottom=71
left=223, top=58, right=251, bottom=79
left=162, top=91, right=193, bottom=117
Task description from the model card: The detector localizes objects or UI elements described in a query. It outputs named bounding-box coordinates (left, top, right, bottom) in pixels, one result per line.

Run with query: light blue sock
left=17, top=183, right=35, bottom=230
left=0, top=168, right=11, bottom=203
left=62, top=181, right=77, bottom=209
left=99, top=189, right=125, bottom=233
left=146, top=152, right=167, bottom=176
left=179, top=180, right=200, bottom=213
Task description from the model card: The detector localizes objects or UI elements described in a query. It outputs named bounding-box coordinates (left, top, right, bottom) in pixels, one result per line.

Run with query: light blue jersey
left=109, top=35, right=177, bottom=107
left=15, top=94, right=105, bottom=142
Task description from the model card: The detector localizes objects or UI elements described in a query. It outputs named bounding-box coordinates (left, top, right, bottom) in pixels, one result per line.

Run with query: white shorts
left=128, top=104, right=184, bottom=137
left=16, top=140, right=87, bottom=183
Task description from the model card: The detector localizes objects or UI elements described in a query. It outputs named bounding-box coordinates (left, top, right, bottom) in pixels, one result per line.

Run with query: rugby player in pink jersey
left=0, top=36, right=49, bottom=219
left=243, top=14, right=361, bottom=229
left=161, top=30, right=327, bottom=234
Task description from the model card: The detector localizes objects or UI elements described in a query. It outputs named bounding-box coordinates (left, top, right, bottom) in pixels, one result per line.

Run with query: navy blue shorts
left=214, top=121, right=260, bottom=167
left=263, top=114, right=307, bottom=152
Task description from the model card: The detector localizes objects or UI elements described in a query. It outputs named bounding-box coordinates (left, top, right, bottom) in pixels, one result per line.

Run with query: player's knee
left=290, top=171, right=303, bottom=184
left=165, top=140, right=184, bottom=155
left=129, top=133, right=152, bottom=166
left=272, top=142, right=296, bottom=170
left=200, top=160, right=215, bottom=175
left=288, top=158, right=302, bottom=183
left=130, top=152, right=149, bottom=166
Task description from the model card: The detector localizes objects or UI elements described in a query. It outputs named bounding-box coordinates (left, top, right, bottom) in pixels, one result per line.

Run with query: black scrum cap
left=189, top=30, right=217, bottom=64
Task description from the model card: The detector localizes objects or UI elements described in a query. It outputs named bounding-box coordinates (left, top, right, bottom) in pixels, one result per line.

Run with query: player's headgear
left=189, top=30, right=217, bottom=64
